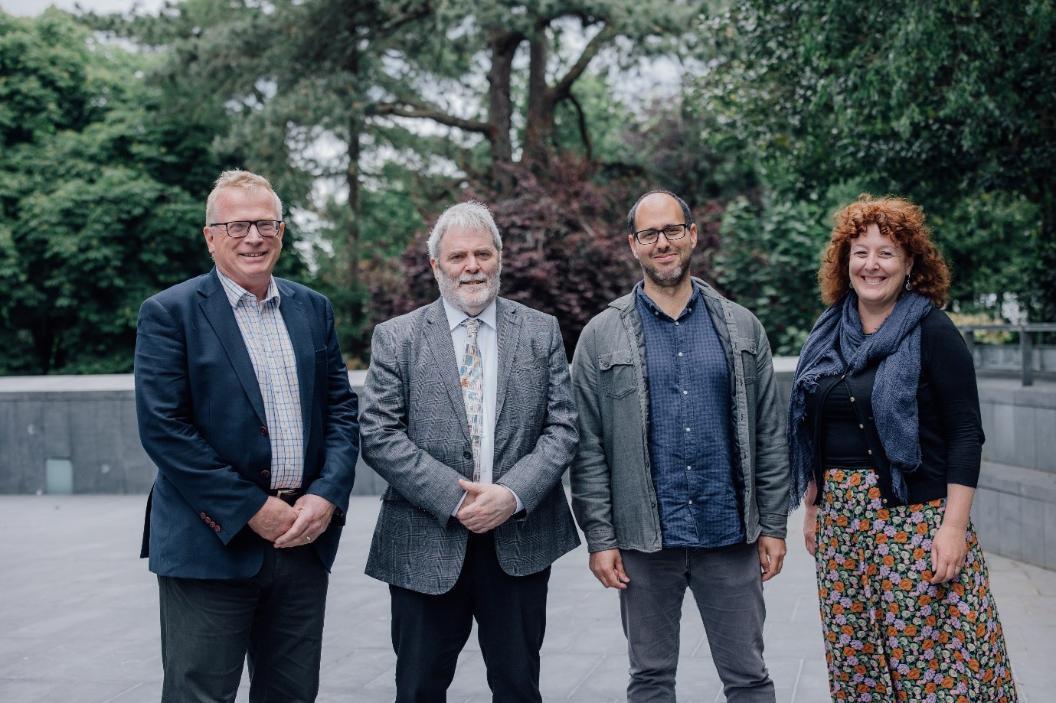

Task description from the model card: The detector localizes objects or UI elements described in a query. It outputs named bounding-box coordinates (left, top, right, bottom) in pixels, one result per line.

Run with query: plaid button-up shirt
left=217, top=270, right=304, bottom=489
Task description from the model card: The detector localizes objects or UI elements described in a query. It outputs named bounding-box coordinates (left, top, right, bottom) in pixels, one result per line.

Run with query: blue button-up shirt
left=636, top=284, right=744, bottom=548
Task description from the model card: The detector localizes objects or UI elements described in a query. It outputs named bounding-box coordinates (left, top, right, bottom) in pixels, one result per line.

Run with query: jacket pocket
left=599, top=349, right=637, bottom=399
left=732, top=336, right=758, bottom=384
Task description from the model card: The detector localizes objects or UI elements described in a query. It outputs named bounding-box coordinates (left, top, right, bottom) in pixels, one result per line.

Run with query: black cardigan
left=807, top=308, right=985, bottom=507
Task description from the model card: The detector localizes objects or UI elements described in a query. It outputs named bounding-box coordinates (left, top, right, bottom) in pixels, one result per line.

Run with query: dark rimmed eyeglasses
left=632, top=223, right=690, bottom=245
left=207, top=220, right=283, bottom=238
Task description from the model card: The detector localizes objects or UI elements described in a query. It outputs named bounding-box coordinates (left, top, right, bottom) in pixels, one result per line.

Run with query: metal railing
left=958, top=323, right=1056, bottom=386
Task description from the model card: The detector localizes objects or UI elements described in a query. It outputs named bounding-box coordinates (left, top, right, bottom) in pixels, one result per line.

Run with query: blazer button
left=261, top=469, right=271, bottom=479
left=260, top=426, right=269, bottom=436
left=213, top=525, right=221, bottom=533
left=463, top=449, right=472, bottom=460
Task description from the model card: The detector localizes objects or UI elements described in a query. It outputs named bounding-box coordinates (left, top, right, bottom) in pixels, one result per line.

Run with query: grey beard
left=435, top=267, right=501, bottom=314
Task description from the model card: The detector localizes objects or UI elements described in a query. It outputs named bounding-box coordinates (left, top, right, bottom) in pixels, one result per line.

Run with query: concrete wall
left=2, top=365, right=1054, bottom=569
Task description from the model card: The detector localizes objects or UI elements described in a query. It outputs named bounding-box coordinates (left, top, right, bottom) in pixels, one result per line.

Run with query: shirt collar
left=441, top=297, right=497, bottom=333
left=216, top=268, right=280, bottom=308
left=634, top=281, right=701, bottom=321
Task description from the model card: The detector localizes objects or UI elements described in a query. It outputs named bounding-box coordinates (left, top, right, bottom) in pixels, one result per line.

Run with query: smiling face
left=430, top=225, right=501, bottom=316
left=203, top=186, right=284, bottom=299
left=628, top=192, right=697, bottom=288
left=849, top=223, right=912, bottom=313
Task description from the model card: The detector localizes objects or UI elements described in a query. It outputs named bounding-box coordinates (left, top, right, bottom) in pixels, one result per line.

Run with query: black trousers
left=157, top=544, right=329, bottom=703
left=390, top=531, right=551, bottom=703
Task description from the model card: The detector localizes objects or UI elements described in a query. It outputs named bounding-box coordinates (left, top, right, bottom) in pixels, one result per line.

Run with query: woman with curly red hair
left=787, top=195, right=1017, bottom=701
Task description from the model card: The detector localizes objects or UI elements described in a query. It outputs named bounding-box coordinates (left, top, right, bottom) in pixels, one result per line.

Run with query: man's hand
left=757, top=535, right=787, bottom=582
left=803, top=505, right=819, bottom=556
left=589, top=549, right=630, bottom=590
left=247, top=497, right=298, bottom=542
left=274, top=494, right=336, bottom=548
left=456, top=480, right=516, bottom=533
left=928, top=523, right=968, bottom=584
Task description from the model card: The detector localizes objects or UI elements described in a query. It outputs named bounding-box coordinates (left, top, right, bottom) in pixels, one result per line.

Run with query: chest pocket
left=732, top=336, right=757, bottom=384
left=599, top=349, right=637, bottom=399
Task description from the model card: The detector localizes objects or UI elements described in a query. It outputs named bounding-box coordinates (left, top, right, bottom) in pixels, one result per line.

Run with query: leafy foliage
left=0, top=9, right=231, bottom=373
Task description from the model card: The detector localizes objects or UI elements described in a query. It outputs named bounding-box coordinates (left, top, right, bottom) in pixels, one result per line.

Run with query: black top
left=819, top=381, right=872, bottom=468
left=807, top=308, right=985, bottom=506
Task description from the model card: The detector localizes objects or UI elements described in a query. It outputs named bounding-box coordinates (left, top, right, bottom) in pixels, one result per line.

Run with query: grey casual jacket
left=570, top=279, right=789, bottom=553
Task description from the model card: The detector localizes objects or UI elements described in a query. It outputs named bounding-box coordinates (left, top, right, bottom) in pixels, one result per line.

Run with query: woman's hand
left=803, top=504, right=819, bottom=556
left=929, top=522, right=968, bottom=584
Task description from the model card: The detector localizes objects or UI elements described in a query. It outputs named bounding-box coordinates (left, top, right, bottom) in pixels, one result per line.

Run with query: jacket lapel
left=494, top=298, right=522, bottom=424
left=423, top=299, right=470, bottom=441
left=277, top=281, right=315, bottom=451
left=197, top=270, right=267, bottom=426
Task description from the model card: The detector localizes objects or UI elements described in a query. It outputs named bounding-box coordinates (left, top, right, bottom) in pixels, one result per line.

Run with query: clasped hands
left=248, top=493, right=335, bottom=548
left=456, top=479, right=517, bottom=533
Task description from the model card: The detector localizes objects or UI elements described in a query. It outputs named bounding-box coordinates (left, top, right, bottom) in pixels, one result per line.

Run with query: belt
left=267, top=487, right=306, bottom=505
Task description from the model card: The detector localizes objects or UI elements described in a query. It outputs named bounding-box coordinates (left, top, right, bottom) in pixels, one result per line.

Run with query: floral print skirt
left=814, top=468, right=1017, bottom=702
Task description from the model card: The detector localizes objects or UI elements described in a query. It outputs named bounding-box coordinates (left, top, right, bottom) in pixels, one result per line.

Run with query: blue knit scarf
left=787, top=291, right=933, bottom=507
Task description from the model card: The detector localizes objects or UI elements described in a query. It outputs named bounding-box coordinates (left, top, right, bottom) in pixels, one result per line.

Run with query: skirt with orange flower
left=814, top=468, right=1017, bottom=702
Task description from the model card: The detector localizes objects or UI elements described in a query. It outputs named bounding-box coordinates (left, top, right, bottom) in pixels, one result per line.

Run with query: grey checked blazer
left=362, top=297, right=581, bottom=595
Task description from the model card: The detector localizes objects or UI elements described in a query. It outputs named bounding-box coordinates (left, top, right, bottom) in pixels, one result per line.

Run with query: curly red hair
left=819, top=194, right=950, bottom=307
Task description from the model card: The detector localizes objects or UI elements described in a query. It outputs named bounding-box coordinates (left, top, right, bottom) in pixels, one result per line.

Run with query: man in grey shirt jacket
left=570, top=190, right=790, bottom=702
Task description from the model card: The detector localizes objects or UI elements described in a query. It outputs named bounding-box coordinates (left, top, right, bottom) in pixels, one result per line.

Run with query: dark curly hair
left=819, top=194, right=950, bottom=307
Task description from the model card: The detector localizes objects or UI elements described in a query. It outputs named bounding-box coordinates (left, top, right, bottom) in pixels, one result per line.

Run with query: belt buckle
left=274, top=488, right=300, bottom=504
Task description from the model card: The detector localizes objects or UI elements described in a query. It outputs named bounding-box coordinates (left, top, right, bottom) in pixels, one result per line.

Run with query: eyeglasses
left=208, top=220, right=283, bottom=238
left=632, top=223, right=690, bottom=245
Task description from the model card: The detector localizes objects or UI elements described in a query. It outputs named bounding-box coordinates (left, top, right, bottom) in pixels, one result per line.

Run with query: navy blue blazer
left=135, top=269, right=359, bottom=579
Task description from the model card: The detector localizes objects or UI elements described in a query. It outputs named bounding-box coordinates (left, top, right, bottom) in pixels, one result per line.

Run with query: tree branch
left=549, top=23, right=616, bottom=102
left=566, top=92, right=593, bottom=161
left=369, top=102, right=492, bottom=135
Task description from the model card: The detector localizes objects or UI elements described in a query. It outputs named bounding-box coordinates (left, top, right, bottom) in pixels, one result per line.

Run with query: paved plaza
left=0, top=495, right=1052, bottom=702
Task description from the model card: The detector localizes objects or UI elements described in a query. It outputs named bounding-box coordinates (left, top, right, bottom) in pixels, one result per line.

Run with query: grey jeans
left=619, top=543, right=775, bottom=703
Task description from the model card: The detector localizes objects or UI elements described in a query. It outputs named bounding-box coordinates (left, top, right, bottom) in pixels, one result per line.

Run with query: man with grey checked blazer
left=361, top=201, right=580, bottom=702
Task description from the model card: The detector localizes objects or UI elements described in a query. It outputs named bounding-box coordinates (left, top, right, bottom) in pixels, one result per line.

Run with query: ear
left=203, top=226, right=216, bottom=254
left=689, top=223, right=698, bottom=247
left=627, top=234, right=640, bottom=261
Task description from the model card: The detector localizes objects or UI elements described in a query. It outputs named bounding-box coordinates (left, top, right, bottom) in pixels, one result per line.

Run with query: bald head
left=626, top=190, right=694, bottom=234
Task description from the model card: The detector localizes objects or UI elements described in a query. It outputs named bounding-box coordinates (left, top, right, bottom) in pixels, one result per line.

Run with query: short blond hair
left=205, top=170, right=283, bottom=224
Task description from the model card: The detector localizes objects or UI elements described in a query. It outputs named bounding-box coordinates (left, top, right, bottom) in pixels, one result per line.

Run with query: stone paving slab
left=0, top=496, right=1051, bottom=702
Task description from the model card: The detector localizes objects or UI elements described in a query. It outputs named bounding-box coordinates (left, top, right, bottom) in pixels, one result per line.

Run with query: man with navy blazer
left=135, top=169, right=359, bottom=702
left=361, top=201, right=580, bottom=702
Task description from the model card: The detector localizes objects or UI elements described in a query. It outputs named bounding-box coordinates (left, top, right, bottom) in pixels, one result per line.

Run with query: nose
left=244, top=223, right=266, bottom=242
left=464, top=255, right=480, bottom=272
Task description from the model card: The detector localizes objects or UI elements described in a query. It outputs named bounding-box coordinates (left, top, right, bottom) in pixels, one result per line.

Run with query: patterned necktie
left=458, top=317, right=483, bottom=481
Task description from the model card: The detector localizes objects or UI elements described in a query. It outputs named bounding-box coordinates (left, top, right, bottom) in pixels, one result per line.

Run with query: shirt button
left=686, top=465, right=692, bottom=471
left=677, top=351, right=684, bottom=357
left=682, top=390, right=688, bottom=395
left=685, top=427, right=691, bottom=432
left=859, top=423, right=865, bottom=430
left=688, top=500, right=693, bottom=505
left=867, top=449, right=873, bottom=455
left=849, top=397, right=856, bottom=403
left=674, top=321, right=680, bottom=326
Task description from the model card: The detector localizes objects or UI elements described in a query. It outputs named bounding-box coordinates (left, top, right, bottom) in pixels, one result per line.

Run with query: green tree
left=0, top=9, right=236, bottom=373
left=694, top=0, right=1056, bottom=318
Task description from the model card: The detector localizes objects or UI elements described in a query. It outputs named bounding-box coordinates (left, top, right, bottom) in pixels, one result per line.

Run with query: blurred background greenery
left=1, top=0, right=1052, bottom=372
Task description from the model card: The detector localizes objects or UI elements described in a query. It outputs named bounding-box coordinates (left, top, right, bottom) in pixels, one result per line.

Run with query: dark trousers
left=620, top=543, right=775, bottom=703
left=389, top=531, right=550, bottom=703
left=157, top=545, right=329, bottom=703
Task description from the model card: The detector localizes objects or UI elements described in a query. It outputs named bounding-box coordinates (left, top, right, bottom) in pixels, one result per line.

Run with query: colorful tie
left=459, top=318, right=483, bottom=481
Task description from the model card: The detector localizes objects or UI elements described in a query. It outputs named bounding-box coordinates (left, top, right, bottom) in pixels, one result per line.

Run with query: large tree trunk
left=346, top=111, right=362, bottom=286
left=487, top=31, right=521, bottom=191
left=522, top=28, right=556, bottom=168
